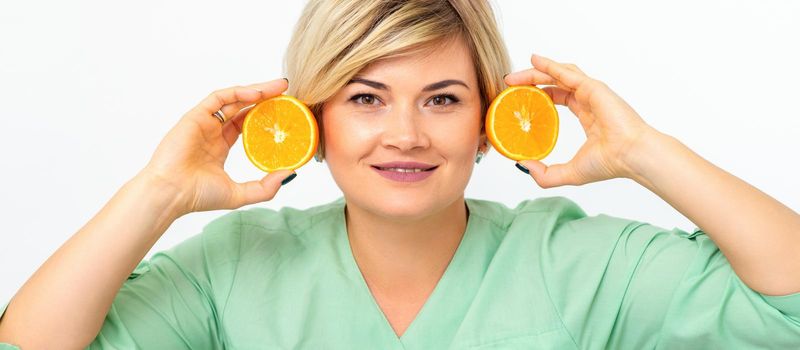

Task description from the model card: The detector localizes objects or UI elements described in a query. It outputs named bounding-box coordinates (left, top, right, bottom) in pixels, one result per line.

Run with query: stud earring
left=475, top=151, right=485, bottom=164
left=314, top=152, right=323, bottom=163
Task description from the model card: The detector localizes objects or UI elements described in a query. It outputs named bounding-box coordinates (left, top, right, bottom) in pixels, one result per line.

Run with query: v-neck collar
left=333, top=199, right=482, bottom=347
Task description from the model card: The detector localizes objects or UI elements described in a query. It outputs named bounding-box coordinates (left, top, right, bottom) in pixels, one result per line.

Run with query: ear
left=478, top=126, right=490, bottom=154
left=313, top=104, right=325, bottom=161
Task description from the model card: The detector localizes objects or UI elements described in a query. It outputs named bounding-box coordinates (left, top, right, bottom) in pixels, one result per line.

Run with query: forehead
left=352, top=37, right=477, bottom=87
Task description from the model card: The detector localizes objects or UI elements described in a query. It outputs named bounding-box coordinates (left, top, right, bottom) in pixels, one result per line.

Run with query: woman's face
left=322, top=37, right=485, bottom=220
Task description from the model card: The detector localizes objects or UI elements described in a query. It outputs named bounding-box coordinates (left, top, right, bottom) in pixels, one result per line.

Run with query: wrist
left=620, top=127, right=679, bottom=188
left=127, top=170, right=191, bottom=220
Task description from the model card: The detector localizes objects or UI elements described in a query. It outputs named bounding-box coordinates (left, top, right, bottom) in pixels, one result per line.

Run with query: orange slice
left=242, top=95, right=318, bottom=172
left=486, top=85, right=559, bottom=161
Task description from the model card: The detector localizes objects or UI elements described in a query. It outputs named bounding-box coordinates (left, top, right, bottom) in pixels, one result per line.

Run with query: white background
left=1, top=1, right=798, bottom=304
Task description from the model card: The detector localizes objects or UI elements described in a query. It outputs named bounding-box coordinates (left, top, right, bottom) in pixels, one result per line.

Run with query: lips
left=370, top=161, right=439, bottom=182
left=371, top=161, right=438, bottom=171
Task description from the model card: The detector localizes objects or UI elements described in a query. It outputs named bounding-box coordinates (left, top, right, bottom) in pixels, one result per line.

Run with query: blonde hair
left=284, top=0, right=511, bottom=158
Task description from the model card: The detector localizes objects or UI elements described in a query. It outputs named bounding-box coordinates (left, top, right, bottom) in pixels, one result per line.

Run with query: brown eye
left=350, top=94, right=379, bottom=105
left=361, top=95, right=375, bottom=104
left=427, top=94, right=459, bottom=107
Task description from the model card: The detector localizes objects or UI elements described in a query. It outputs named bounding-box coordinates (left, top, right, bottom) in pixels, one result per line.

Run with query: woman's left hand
left=504, top=54, right=659, bottom=188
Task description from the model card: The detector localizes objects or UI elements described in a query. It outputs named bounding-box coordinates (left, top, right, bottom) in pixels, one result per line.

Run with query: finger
left=518, top=159, right=580, bottom=188
left=541, top=86, right=588, bottom=133
left=530, top=54, right=590, bottom=91
left=197, top=87, right=261, bottom=126
left=562, top=63, right=586, bottom=75
left=219, top=80, right=290, bottom=122
left=541, top=86, right=576, bottom=107
left=221, top=78, right=289, bottom=145
left=192, top=78, right=289, bottom=124
left=231, top=169, right=296, bottom=207
left=221, top=103, right=256, bottom=147
left=504, top=67, right=558, bottom=86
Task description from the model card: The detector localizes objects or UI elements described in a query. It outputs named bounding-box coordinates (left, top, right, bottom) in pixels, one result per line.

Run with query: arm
left=0, top=78, right=293, bottom=349
left=505, top=54, right=800, bottom=296
left=625, top=129, right=800, bottom=296
left=0, top=174, right=184, bottom=349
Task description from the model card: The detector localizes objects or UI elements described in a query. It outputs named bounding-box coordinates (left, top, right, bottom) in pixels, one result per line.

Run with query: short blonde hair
left=284, top=0, right=511, bottom=158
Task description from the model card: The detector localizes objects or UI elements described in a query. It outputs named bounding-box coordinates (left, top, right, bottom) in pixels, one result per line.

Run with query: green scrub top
left=2, top=196, right=799, bottom=349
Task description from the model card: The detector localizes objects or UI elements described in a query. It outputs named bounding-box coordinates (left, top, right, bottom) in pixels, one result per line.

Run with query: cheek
left=321, top=106, right=380, bottom=161
left=429, top=113, right=483, bottom=160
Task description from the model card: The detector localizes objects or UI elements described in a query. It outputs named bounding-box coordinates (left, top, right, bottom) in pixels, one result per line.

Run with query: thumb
left=232, top=169, right=296, bottom=207
left=518, top=160, right=578, bottom=189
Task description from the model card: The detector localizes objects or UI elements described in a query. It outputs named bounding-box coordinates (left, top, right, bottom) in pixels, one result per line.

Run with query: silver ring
left=212, top=110, right=226, bottom=124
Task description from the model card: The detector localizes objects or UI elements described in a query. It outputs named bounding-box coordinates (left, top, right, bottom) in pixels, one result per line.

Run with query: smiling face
left=322, top=37, right=486, bottom=220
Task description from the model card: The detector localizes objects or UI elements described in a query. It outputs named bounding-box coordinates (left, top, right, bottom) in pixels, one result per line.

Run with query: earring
left=313, top=145, right=323, bottom=163
left=475, top=151, right=484, bottom=164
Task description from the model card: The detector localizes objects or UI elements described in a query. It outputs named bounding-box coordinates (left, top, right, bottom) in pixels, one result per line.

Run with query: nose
left=380, top=104, right=430, bottom=152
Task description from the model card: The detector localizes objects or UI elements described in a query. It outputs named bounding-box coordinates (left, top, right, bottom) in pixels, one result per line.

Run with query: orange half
left=242, top=95, right=318, bottom=172
left=486, top=85, right=559, bottom=161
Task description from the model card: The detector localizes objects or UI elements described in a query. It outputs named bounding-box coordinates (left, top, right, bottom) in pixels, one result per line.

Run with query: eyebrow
left=346, top=78, right=470, bottom=92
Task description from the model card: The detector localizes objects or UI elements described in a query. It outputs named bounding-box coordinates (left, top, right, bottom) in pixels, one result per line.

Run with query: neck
left=344, top=197, right=468, bottom=289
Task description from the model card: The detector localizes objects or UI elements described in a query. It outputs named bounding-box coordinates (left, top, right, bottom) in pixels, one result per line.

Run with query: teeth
left=381, top=167, right=425, bottom=173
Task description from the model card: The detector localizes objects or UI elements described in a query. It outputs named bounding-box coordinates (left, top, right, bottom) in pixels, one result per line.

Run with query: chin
left=354, top=188, right=459, bottom=222
left=377, top=201, right=437, bottom=221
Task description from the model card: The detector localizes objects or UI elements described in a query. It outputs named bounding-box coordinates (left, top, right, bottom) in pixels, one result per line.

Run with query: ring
left=212, top=110, right=226, bottom=124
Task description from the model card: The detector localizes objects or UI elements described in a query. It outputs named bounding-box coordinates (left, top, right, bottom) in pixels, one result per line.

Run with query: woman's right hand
left=137, top=78, right=295, bottom=217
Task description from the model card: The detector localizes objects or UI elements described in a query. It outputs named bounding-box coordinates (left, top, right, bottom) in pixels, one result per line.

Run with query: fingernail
left=281, top=173, right=297, bottom=186
left=515, top=162, right=530, bottom=174
left=502, top=73, right=509, bottom=79
left=282, top=77, right=289, bottom=84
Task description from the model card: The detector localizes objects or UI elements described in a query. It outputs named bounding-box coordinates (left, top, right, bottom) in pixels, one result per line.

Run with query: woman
left=1, top=0, right=798, bottom=348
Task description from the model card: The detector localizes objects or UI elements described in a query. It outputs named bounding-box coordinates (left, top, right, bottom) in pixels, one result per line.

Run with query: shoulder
left=125, top=199, right=345, bottom=301
left=466, top=196, right=663, bottom=252
left=204, top=197, right=345, bottom=235
left=467, top=195, right=631, bottom=230
left=162, top=198, right=346, bottom=268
